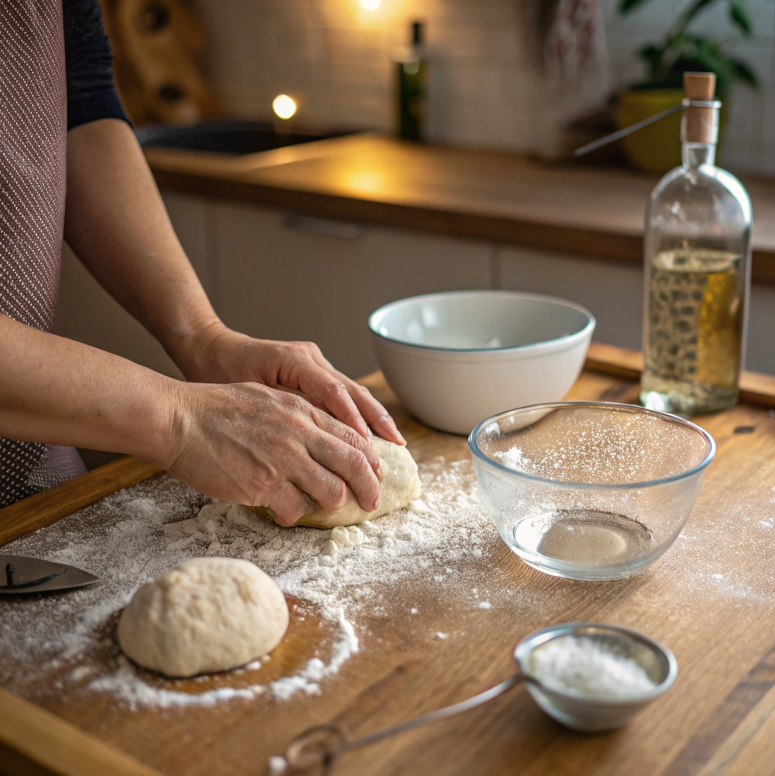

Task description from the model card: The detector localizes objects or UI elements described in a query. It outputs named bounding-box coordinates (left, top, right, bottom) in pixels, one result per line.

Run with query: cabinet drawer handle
left=284, top=214, right=367, bottom=240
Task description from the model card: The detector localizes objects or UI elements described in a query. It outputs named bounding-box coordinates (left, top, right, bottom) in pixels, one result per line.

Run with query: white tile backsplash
left=195, top=0, right=774, bottom=173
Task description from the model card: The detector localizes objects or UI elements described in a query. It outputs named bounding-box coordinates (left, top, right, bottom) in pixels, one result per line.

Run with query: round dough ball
left=250, top=438, right=422, bottom=529
left=118, top=558, right=288, bottom=678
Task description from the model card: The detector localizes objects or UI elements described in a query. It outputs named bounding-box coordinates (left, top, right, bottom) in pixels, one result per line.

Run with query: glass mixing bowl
left=469, top=402, right=715, bottom=581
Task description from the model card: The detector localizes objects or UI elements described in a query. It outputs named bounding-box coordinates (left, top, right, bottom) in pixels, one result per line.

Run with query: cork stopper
left=684, top=72, right=716, bottom=101
left=682, top=72, right=718, bottom=145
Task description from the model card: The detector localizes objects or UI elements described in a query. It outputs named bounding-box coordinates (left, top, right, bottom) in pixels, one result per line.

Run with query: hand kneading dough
left=118, top=557, right=288, bottom=678
left=250, top=438, right=421, bottom=529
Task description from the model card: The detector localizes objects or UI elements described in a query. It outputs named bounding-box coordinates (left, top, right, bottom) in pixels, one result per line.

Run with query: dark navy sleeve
left=63, top=0, right=131, bottom=131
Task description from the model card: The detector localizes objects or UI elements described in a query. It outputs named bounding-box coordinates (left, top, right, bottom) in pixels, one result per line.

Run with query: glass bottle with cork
left=640, top=72, right=752, bottom=416
left=395, top=21, right=426, bottom=142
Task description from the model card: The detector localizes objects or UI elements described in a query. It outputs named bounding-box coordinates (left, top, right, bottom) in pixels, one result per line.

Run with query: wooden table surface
left=145, top=134, right=775, bottom=285
left=3, top=344, right=775, bottom=776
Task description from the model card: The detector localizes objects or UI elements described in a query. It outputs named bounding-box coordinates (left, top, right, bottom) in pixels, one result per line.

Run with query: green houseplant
left=615, top=0, right=767, bottom=173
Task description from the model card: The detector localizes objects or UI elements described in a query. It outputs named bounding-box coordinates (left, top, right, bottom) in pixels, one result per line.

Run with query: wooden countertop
left=146, top=134, right=775, bottom=284
left=3, top=344, right=775, bottom=776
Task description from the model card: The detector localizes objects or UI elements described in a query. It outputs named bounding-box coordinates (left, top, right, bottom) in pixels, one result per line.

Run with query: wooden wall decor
left=99, top=0, right=218, bottom=126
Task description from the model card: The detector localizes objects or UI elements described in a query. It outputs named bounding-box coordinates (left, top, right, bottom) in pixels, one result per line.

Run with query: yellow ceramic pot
left=615, top=88, right=728, bottom=175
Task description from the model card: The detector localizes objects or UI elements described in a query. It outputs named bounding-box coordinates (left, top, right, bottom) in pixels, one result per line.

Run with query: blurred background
left=62, top=1, right=775, bottom=471
left=98, top=0, right=775, bottom=173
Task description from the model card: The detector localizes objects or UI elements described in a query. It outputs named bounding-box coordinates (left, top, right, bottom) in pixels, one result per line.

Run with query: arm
left=0, top=314, right=174, bottom=464
left=63, top=119, right=219, bottom=370
left=63, top=119, right=404, bottom=448
left=0, top=313, right=380, bottom=525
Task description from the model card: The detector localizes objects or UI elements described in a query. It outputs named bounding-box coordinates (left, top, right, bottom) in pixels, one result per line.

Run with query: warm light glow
left=272, top=94, right=297, bottom=120
left=345, top=169, right=383, bottom=194
left=360, top=0, right=380, bottom=8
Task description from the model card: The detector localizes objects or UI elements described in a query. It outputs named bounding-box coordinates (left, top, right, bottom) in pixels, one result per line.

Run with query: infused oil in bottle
left=640, top=73, right=751, bottom=415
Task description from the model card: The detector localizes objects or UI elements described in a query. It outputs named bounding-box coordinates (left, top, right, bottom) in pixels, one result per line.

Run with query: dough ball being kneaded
left=250, top=437, right=421, bottom=529
left=118, top=557, right=288, bottom=678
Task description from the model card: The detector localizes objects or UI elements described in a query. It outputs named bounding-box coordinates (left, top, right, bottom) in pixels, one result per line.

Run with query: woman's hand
left=167, top=382, right=382, bottom=526
left=175, top=323, right=405, bottom=448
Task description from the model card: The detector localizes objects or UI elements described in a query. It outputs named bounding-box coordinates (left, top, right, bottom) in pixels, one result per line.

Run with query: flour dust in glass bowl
left=469, top=402, right=715, bottom=580
left=368, top=291, right=595, bottom=435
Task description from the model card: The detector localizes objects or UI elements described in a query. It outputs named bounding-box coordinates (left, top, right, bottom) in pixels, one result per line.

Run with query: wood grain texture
left=2, top=360, right=775, bottom=776
left=144, top=134, right=775, bottom=284
left=586, top=342, right=775, bottom=409
left=0, top=457, right=163, bottom=547
left=0, top=687, right=162, bottom=776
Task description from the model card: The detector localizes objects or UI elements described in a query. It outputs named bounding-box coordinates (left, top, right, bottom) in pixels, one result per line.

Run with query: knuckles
left=286, top=341, right=322, bottom=361
left=276, top=391, right=311, bottom=417
left=340, top=424, right=373, bottom=457
left=345, top=445, right=371, bottom=478
left=324, top=380, right=348, bottom=399
left=248, top=465, right=282, bottom=496
left=324, top=477, right=348, bottom=509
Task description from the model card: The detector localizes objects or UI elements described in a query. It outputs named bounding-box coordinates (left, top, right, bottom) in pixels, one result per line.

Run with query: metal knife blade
left=0, top=555, right=99, bottom=595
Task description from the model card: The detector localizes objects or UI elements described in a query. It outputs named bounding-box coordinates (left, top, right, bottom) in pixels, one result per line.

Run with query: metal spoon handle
left=278, top=673, right=527, bottom=773
left=573, top=102, right=683, bottom=157
left=339, top=672, right=525, bottom=754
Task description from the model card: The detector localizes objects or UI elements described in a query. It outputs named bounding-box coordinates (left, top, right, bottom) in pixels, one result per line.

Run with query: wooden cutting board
left=2, top=344, right=775, bottom=776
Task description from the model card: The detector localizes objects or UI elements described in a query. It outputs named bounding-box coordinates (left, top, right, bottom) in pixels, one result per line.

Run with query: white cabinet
left=214, top=204, right=493, bottom=377
left=499, top=244, right=775, bottom=374
left=54, top=188, right=775, bottom=381
left=55, top=244, right=181, bottom=378
left=54, top=192, right=214, bottom=379
left=498, top=245, right=644, bottom=351
left=161, top=192, right=219, bottom=306
left=749, top=285, right=775, bottom=375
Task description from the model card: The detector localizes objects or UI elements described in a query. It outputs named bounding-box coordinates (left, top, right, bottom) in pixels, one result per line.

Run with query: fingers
left=304, top=352, right=405, bottom=446
left=275, top=342, right=405, bottom=445
left=340, top=378, right=405, bottom=445
left=291, top=458, right=349, bottom=514
left=307, top=433, right=381, bottom=513
left=263, top=482, right=315, bottom=527
left=294, top=365, right=373, bottom=442
left=312, top=410, right=382, bottom=481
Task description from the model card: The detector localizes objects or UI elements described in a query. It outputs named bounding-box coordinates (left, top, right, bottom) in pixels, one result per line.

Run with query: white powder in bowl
left=529, top=636, right=658, bottom=700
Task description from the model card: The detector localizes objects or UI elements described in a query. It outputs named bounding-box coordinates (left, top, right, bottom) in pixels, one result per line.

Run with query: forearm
left=61, top=120, right=402, bottom=446
left=0, top=314, right=178, bottom=467
left=64, top=119, right=220, bottom=375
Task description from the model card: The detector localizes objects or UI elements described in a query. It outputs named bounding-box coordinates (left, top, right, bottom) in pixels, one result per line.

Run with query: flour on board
left=0, top=456, right=498, bottom=708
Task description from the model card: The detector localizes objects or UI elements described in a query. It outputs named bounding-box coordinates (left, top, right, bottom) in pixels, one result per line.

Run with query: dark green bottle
left=396, top=21, right=426, bottom=142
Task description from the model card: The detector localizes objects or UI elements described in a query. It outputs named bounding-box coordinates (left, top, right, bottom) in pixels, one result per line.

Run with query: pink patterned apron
left=0, top=0, right=86, bottom=508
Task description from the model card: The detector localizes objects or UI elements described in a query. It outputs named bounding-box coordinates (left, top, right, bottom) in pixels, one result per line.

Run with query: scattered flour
left=493, top=447, right=529, bottom=471
left=487, top=407, right=706, bottom=485
left=0, top=455, right=497, bottom=709
left=271, top=611, right=359, bottom=701
left=7, top=432, right=769, bottom=714
left=84, top=610, right=359, bottom=710
left=268, top=756, right=289, bottom=776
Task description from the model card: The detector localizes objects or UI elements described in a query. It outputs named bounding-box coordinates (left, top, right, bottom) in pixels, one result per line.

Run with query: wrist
left=164, top=316, right=230, bottom=383
left=132, top=374, right=194, bottom=471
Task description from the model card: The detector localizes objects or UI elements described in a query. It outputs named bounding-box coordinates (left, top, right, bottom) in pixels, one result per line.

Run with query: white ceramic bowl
left=368, top=291, right=596, bottom=435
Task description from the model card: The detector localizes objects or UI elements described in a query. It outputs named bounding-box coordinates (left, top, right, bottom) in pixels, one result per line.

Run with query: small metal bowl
left=270, top=622, right=677, bottom=773
left=515, top=622, right=678, bottom=732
